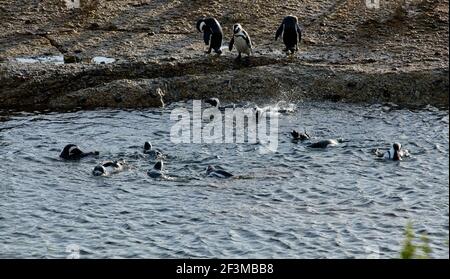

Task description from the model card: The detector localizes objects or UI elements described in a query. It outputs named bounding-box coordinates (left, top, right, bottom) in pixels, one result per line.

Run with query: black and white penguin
left=206, top=165, right=233, bottom=178
left=148, top=161, right=164, bottom=178
left=143, top=141, right=163, bottom=159
left=291, top=129, right=310, bottom=141
left=60, top=144, right=99, bottom=160
left=308, top=139, right=339, bottom=148
left=205, top=98, right=220, bottom=108
left=254, top=106, right=264, bottom=121
left=229, top=23, right=252, bottom=60
left=92, top=159, right=127, bottom=176
left=275, top=15, right=302, bottom=54
left=196, top=17, right=223, bottom=55
left=380, top=142, right=409, bottom=161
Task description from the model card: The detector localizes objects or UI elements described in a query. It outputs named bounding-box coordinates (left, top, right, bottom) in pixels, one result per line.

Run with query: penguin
left=205, top=98, right=220, bottom=108
left=196, top=17, right=223, bottom=55
left=229, top=23, right=253, bottom=60
left=254, top=106, right=264, bottom=121
left=308, top=139, right=339, bottom=148
left=143, top=141, right=163, bottom=159
left=206, top=165, right=233, bottom=178
left=275, top=15, right=302, bottom=54
left=376, top=142, right=409, bottom=161
left=291, top=129, right=310, bottom=141
left=92, top=159, right=127, bottom=176
left=60, top=144, right=99, bottom=160
left=204, top=98, right=237, bottom=113
left=148, top=161, right=164, bottom=178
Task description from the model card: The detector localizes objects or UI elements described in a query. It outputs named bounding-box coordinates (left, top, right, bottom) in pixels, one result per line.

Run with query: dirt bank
left=0, top=0, right=448, bottom=110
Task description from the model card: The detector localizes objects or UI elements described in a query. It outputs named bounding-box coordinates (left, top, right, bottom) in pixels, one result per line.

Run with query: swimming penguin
left=205, top=98, right=220, bottom=108
left=143, top=141, right=163, bottom=159
left=291, top=129, right=310, bottom=141
left=376, top=142, right=409, bottom=161
left=206, top=165, right=233, bottom=178
left=92, top=159, right=127, bottom=176
left=196, top=17, right=223, bottom=55
left=275, top=15, right=302, bottom=54
left=148, top=161, right=164, bottom=178
left=60, top=144, right=99, bottom=160
left=308, top=139, right=339, bottom=148
left=229, top=23, right=253, bottom=60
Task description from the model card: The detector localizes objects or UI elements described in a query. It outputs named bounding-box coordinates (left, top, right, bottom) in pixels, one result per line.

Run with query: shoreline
left=0, top=56, right=448, bottom=111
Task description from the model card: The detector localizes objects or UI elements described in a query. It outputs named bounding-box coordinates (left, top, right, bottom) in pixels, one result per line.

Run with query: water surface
left=0, top=102, right=448, bottom=258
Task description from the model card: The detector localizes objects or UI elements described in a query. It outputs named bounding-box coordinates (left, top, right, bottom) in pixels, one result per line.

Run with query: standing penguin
left=229, top=23, right=252, bottom=60
left=275, top=15, right=302, bottom=54
left=196, top=17, right=223, bottom=55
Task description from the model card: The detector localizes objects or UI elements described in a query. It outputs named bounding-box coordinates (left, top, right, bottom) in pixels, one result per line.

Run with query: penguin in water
left=254, top=106, right=265, bottom=122
left=196, top=17, right=223, bottom=55
left=291, top=129, right=310, bottom=141
left=205, top=98, right=220, bottom=108
left=60, top=144, right=99, bottom=160
left=204, top=98, right=237, bottom=113
left=308, top=139, right=340, bottom=148
left=148, top=161, right=164, bottom=178
left=206, top=165, right=233, bottom=179
left=143, top=141, right=163, bottom=159
left=275, top=15, right=302, bottom=55
left=229, top=23, right=253, bottom=60
left=92, top=159, right=127, bottom=176
left=374, top=142, right=409, bottom=161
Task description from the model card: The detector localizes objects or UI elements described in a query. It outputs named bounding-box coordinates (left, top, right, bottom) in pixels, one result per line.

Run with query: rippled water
left=0, top=101, right=448, bottom=258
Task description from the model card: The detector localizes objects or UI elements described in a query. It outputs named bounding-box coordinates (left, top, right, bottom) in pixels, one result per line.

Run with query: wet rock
left=63, top=55, right=81, bottom=64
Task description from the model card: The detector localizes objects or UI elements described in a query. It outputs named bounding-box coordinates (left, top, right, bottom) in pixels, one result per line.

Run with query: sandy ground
left=0, top=0, right=448, bottom=109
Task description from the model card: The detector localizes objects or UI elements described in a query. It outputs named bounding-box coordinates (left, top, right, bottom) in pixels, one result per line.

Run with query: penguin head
left=393, top=142, right=402, bottom=161
left=60, top=144, right=82, bottom=159
left=154, top=161, right=163, bottom=171
left=300, top=131, right=310, bottom=140
left=285, top=15, right=298, bottom=23
left=205, top=98, right=220, bottom=108
left=291, top=130, right=300, bottom=139
left=206, top=165, right=215, bottom=174
left=114, top=159, right=126, bottom=168
left=144, top=141, right=152, bottom=152
left=233, top=24, right=242, bottom=34
left=92, top=165, right=106, bottom=176
left=196, top=19, right=206, bottom=32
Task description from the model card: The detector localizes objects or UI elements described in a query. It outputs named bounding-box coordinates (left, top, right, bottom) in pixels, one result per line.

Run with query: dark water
left=0, top=102, right=448, bottom=258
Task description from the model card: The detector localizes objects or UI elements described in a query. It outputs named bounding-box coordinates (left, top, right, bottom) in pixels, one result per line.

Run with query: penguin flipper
left=203, top=30, right=211, bottom=45
left=296, top=23, right=302, bottom=43
left=275, top=23, right=283, bottom=41
left=243, top=30, right=252, bottom=49
left=229, top=37, right=234, bottom=51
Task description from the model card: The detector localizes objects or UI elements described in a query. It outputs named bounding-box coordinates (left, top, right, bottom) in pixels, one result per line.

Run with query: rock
left=63, top=55, right=81, bottom=64
left=88, top=22, right=100, bottom=30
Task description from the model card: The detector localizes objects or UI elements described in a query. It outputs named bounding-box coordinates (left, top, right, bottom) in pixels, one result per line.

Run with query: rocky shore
left=1, top=0, right=448, bottom=110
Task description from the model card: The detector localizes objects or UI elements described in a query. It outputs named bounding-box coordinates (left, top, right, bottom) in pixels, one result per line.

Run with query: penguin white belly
left=235, top=36, right=250, bottom=55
